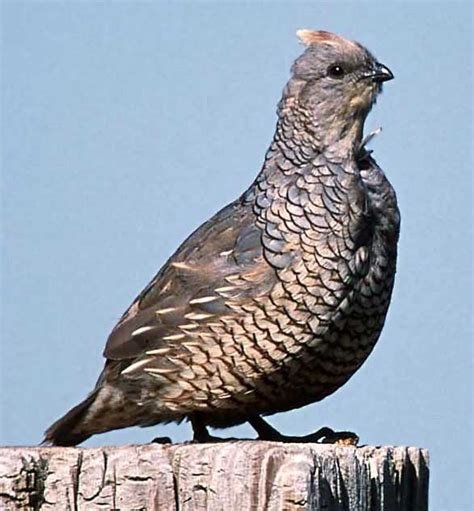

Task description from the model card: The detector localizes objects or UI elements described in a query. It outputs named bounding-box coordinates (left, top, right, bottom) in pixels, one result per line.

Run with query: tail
left=43, top=383, right=162, bottom=446
left=43, top=391, right=99, bottom=446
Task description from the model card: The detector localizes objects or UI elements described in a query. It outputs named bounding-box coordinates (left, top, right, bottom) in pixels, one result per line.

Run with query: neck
left=275, top=95, right=365, bottom=164
left=243, top=98, right=365, bottom=204
left=273, top=98, right=319, bottom=165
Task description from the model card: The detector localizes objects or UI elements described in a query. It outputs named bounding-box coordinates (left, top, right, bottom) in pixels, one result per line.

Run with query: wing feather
left=104, top=200, right=277, bottom=360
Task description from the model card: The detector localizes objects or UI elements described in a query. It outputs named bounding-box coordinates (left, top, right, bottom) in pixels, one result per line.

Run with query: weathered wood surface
left=0, top=442, right=428, bottom=510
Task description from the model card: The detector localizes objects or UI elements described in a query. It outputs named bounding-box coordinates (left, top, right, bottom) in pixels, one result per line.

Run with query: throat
left=319, top=116, right=365, bottom=162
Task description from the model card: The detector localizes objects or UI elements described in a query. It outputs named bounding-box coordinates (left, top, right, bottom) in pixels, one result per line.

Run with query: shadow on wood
left=0, top=442, right=429, bottom=510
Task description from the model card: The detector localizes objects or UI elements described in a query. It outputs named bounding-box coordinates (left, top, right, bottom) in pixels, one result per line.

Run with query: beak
left=369, top=62, right=394, bottom=83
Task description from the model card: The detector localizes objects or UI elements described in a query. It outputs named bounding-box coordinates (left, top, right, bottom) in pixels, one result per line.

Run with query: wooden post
left=0, top=442, right=428, bottom=510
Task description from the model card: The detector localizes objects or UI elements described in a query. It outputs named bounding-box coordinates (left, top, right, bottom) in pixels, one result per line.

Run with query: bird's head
left=280, top=30, right=393, bottom=157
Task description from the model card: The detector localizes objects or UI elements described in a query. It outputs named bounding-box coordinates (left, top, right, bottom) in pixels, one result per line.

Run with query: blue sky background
left=2, top=2, right=472, bottom=509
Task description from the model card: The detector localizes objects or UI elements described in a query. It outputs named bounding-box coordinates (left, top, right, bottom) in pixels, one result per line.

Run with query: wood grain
left=0, top=442, right=429, bottom=510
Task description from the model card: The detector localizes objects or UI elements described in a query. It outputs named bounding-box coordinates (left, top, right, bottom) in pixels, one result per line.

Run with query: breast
left=359, top=156, right=400, bottom=250
left=338, top=156, right=400, bottom=364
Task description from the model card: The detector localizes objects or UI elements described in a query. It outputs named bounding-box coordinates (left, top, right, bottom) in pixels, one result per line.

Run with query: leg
left=248, top=416, right=359, bottom=445
left=190, top=413, right=228, bottom=443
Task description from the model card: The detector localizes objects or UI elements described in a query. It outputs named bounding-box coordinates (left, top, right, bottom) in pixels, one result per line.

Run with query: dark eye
left=327, top=64, right=345, bottom=79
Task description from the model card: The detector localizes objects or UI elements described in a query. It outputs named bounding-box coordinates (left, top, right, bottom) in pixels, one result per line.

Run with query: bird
left=44, top=29, right=399, bottom=446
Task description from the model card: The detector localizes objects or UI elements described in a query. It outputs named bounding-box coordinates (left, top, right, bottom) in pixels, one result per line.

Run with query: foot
left=151, top=436, right=172, bottom=444
left=248, top=416, right=359, bottom=446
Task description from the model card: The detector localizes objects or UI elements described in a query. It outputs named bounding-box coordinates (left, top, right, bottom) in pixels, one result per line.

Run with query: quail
left=44, top=29, right=399, bottom=446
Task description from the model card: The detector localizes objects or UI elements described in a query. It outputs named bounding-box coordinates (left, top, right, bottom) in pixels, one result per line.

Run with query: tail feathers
left=43, top=391, right=98, bottom=447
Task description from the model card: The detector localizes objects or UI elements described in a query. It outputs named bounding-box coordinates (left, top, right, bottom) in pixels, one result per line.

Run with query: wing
left=104, top=154, right=381, bottom=375
left=104, top=199, right=277, bottom=360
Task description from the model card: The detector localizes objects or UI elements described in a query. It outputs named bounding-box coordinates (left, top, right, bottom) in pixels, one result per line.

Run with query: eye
left=327, top=64, right=345, bottom=79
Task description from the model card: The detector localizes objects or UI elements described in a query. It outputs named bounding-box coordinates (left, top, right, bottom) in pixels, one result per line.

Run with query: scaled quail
left=45, top=30, right=399, bottom=446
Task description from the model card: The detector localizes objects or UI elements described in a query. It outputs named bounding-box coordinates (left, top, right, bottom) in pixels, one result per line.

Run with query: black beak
left=369, top=63, right=394, bottom=83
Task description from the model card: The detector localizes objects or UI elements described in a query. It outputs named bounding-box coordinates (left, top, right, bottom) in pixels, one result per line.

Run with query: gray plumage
left=45, top=29, right=399, bottom=446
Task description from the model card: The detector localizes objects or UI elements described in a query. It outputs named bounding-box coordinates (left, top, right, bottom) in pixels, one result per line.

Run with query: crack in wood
left=69, top=450, right=83, bottom=511
left=11, top=455, right=50, bottom=510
